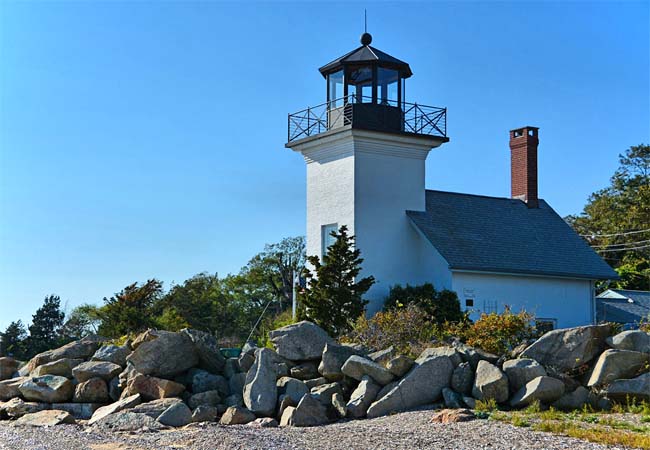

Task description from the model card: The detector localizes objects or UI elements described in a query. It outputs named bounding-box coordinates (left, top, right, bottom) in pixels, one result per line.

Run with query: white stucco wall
left=451, top=271, right=595, bottom=328
left=292, top=128, right=446, bottom=314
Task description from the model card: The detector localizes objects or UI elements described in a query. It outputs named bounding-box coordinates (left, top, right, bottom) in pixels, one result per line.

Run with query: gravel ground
left=0, top=408, right=633, bottom=450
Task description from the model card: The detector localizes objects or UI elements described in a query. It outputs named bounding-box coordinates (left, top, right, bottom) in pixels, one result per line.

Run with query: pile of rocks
left=0, top=321, right=648, bottom=430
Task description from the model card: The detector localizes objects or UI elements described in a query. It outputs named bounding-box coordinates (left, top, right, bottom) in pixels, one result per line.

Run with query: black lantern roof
left=318, top=33, right=413, bottom=79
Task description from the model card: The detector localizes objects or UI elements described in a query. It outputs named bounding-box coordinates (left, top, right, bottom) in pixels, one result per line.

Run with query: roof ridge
left=425, top=189, right=547, bottom=203
left=611, top=289, right=650, bottom=293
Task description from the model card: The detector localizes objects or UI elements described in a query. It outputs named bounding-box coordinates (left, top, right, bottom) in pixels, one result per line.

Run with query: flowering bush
left=462, top=307, right=536, bottom=355
left=343, top=304, right=436, bottom=356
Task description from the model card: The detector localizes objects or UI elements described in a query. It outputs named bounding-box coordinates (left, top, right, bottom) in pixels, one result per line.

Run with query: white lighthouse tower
left=286, top=33, right=449, bottom=313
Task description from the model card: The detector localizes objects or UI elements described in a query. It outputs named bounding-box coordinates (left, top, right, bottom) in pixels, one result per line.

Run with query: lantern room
left=319, top=33, right=412, bottom=108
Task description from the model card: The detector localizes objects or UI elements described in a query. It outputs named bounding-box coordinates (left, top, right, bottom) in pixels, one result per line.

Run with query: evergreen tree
left=0, top=320, right=28, bottom=359
left=298, top=225, right=374, bottom=336
left=98, top=279, right=163, bottom=338
left=27, top=295, right=65, bottom=356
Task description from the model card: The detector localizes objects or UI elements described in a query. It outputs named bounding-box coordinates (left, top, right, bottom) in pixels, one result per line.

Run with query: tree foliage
left=27, top=295, right=65, bottom=355
left=60, top=304, right=102, bottom=340
left=97, top=279, right=163, bottom=338
left=298, top=225, right=375, bottom=337
left=0, top=320, right=28, bottom=359
left=567, top=144, right=650, bottom=290
left=383, top=283, right=464, bottom=324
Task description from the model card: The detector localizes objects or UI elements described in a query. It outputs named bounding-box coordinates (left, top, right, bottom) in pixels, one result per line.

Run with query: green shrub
left=257, top=309, right=296, bottom=349
left=384, top=283, right=464, bottom=324
left=343, top=304, right=435, bottom=357
left=462, top=307, right=536, bottom=355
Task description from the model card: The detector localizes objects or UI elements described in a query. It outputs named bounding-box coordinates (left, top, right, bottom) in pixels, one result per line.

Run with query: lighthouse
left=286, top=33, right=449, bottom=313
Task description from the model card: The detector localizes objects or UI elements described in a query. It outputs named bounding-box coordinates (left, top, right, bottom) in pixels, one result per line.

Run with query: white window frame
left=321, top=223, right=338, bottom=258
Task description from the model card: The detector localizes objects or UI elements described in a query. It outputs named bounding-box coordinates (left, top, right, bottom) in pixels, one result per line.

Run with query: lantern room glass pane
left=328, top=70, right=344, bottom=107
left=378, top=68, right=399, bottom=106
left=347, top=66, right=373, bottom=103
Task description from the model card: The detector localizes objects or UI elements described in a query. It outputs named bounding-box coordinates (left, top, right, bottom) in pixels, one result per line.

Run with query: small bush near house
left=383, top=283, right=464, bottom=324
left=462, top=307, right=536, bottom=355
left=343, top=304, right=435, bottom=356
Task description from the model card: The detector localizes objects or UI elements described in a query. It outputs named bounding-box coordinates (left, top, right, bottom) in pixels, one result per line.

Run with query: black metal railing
left=287, top=95, right=447, bottom=143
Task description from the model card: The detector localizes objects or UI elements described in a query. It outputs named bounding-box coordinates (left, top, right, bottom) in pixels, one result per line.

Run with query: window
left=465, top=298, right=474, bottom=308
left=346, top=66, right=373, bottom=103
left=483, top=299, right=498, bottom=314
left=377, top=68, right=398, bottom=106
left=535, top=319, right=557, bottom=335
left=321, top=223, right=338, bottom=258
left=328, top=70, right=344, bottom=107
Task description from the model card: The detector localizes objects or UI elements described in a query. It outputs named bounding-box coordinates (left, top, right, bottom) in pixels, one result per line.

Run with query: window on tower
left=378, top=68, right=398, bottom=106
left=328, top=70, right=344, bottom=107
left=321, top=223, right=338, bottom=258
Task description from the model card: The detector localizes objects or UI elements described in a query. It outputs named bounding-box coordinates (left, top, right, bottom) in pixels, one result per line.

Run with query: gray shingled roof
left=319, top=45, right=413, bottom=78
left=407, top=190, right=619, bottom=280
left=596, top=290, right=650, bottom=324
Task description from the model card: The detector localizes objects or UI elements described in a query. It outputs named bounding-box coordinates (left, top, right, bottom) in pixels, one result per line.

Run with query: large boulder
left=442, top=387, right=464, bottom=409
left=181, top=329, right=226, bottom=374
left=277, top=377, right=309, bottom=404
left=122, top=373, right=185, bottom=401
left=603, top=372, right=650, bottom=402
left=346, top=375, right=380, bottom=418
left=191, top=405, right=218, bottom=422
left=606, top=330, right=650, bottom=353
left=451, top=362, right=474, bottom=395
left=472, top=361, right=509, bottom=403
left=74, top=377, right=109, bottom=403
left=91, top=344, right=131, bottom=366
left=93, top=411, right=163, bottom=431
left=188, top=390, right=221, bottom=409
left=32, top=358, right=84, bottom=378
left=126, top=330, right=199, bottom=378
left=188, top=368, right=228, bottom=395
left=509, top=376, right=565, bottom=408
left=386, top=356, right=414, bottom=378
left=228, top=373, right=246, bottom=397
left=290, top=362, right=319, bottom=380
left=587, top=350, right=650, bottom=387
left=243, top=348, right=277, bottom=417
left=19, top=376, right=73, bottom=403
left=520, top=324, right=611, bottom=371
left=310, top=382, right=342, bottom=405
left=366, top=355, right=453, bottom=418
left=318, top=343, right=363, bottom=381
left=280, top=394, right=329, bottom=427
left=367, top=347, right=396, bottom=365
left=502, top=358, right=547, bottom=394
left=219, top=406, right=256, bottom=425
left=88, top=394, right=142, bottom=425
left=157, top=402, right=193, bottom=427
left=26, top=335, right=104, bottom=373
left=341, top=356, right=395, bottom=386
left=269, top=321, right=334, bottom=361
left=53, top=402, right=103, bottom=420
left=453, top=343, right=499, bottom=370
left=1, top=398, right=49, bottom=418
left=0, top=377, right=28, bottom=401
left=417, top=347, right=462, bottom=367
left=14, top=409, right=75, bottom=427
left=130, top=398, right=183, bottom=418
left=72, top=361, right=122, bottom=383
left=0, top=357, right=18, bottom=380
left=551, top=386, right=590, bottom=411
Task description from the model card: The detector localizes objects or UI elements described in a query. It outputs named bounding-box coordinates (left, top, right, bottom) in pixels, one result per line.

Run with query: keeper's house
left=285, top=33, right=618, bottom=329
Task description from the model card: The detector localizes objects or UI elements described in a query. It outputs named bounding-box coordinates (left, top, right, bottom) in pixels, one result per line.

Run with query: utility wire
left=595, top=244, right=650, bottom=253
left=581, top=228, right=650, bottom=238
left=592, top=239, right=650, bottom=249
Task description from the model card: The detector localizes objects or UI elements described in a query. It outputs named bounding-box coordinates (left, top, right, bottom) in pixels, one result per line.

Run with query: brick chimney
left=509, top=126, right=539, bottom=208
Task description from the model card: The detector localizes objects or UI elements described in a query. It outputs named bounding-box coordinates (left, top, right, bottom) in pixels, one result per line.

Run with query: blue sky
left=0, top=1, right=648, bottom=330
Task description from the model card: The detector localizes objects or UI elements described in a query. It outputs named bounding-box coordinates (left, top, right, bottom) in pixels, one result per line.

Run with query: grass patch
left=532, top=420, right=650, bottom=449
left=475, top=398, right=499, bottom=413
left=489, top=406, right=650, bottom=450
